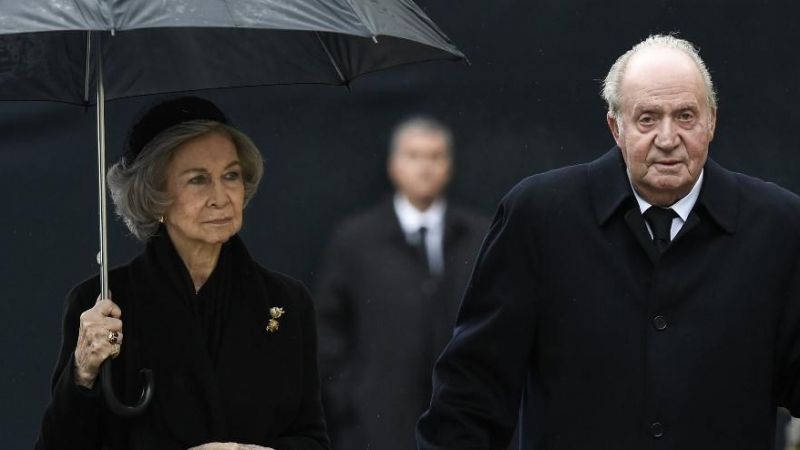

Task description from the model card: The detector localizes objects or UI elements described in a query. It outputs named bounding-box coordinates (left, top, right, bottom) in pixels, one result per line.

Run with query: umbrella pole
left=94, top=36, right=154, bottom=416
left=96, top=40, right=109, bottom=299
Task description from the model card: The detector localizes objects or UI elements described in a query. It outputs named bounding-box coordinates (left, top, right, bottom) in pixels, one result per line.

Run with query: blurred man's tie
left=416, top=226, right=430, bottom=273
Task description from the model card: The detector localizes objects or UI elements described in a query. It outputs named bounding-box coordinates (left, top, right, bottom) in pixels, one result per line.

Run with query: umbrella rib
left=83, top=31, right=91, bottom=105
left=220, top=0, right=242, bottom=27
left=314, top=32, right=347, bottom=84
left=340, top=0, right=377, bottom=38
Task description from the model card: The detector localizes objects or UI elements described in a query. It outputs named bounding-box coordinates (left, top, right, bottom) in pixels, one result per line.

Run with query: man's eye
left=678, top=112, right=695, bottom=121
left=638, top=115, right=654, bottom=125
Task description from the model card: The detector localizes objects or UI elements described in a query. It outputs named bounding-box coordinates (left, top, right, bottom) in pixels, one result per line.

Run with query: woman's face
left=163, top=131, right=245, bottom=251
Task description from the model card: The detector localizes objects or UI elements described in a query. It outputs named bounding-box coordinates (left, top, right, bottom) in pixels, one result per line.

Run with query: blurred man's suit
left=316, top=196, right=488, bottom=450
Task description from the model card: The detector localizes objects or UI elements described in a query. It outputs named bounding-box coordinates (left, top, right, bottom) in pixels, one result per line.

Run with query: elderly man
left=316, top=116, right=489, bottom=450
left=417, top=35, right=800, bottom=449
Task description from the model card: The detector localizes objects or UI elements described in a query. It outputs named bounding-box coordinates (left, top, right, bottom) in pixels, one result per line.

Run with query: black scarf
left=151, top=228, right=233, bottom=364
left=116, top=228, right=272, bottom=449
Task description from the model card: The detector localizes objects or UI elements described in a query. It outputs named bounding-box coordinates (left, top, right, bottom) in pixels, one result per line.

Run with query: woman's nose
left=207, top=181, right=230, bottom=207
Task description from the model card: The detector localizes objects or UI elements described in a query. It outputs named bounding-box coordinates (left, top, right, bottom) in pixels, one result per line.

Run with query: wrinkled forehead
left=619, top=47, right=709, bottom=108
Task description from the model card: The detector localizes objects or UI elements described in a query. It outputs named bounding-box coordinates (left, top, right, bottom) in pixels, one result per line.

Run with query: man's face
left=388, top=129, right=451, bottom=206
left=607, top=47, right=717, bottom=206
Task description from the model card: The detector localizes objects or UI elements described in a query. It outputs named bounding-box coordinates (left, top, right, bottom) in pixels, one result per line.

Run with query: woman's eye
left=188, top=175, right=208, bottom=185
left=224, top=171, right=241, bottom=181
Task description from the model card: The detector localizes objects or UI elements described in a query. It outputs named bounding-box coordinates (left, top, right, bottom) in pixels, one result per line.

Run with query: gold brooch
left=267, top=307, right=285, bottom=333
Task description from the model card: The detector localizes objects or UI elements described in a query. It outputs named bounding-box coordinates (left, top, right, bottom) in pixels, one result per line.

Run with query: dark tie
left=643, top=207, right=678, bottom=253
left=415, top=226, right=430, bottom=273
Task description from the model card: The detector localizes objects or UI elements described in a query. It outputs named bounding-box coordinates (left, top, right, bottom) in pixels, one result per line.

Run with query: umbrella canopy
left=0, top=0, right=464, bottom=104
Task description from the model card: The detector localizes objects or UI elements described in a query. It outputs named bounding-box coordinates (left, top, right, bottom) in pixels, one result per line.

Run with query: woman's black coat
left=35, top=234, right=329, bottom=450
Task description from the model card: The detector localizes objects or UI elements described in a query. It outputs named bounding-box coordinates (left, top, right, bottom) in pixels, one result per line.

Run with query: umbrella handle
left=100, top=361, right=154, bottom=417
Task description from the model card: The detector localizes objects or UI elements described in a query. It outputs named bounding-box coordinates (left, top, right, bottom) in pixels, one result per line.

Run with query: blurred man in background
left=315, top=116, right=489, bottom=450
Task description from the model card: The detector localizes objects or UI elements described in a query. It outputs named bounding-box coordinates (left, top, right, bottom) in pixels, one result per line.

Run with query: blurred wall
left=2, top=1, right=799, bottom=447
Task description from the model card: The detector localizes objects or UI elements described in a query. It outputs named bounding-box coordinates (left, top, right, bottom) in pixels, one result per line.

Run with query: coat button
left=650, top=422, right=664, bottom=438
left=652, top=315, right=667, bottom=330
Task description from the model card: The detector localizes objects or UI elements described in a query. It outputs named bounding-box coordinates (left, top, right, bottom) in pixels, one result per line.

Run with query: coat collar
left=588, top=147, right=633, bottom=226
left=695, top=158, right=738, bottom=234
left=588, top=146, right=738, bottom=234
left=377, top=195, right=470, bottom=244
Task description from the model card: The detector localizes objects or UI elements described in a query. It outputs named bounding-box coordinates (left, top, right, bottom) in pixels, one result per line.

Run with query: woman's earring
left=158, top=216, right=165, bottom=224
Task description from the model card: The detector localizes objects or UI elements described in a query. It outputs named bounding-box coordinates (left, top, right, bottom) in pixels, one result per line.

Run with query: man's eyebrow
left=633, top=102, right=700, bottom=114
left=632, top=102, right=662, bottom=113
left=674, top=103, right=700, bottom=111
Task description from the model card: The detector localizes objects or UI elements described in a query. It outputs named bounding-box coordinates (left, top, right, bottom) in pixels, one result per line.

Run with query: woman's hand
left=187, top=443, right=275, bottom=450
left=73, top=294, right=123, bottom=388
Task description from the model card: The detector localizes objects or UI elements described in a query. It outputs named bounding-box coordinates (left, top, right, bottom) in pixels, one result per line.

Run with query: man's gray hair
left=602, top=34, right=717, bottom=119
left=389, top=115, right=453, bottom=158
left=107, top=120, right=264, bottom=241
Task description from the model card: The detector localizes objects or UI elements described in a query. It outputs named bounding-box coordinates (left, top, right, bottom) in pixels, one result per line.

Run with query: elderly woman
left=35, top=97, right=330, bottom=450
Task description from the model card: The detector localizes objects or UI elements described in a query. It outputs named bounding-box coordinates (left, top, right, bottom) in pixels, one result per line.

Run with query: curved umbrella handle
left=100, top=361, right=154, bottom=417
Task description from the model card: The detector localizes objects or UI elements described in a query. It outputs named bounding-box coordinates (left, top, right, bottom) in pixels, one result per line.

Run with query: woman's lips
left=204, top=218, right=232, bottom=225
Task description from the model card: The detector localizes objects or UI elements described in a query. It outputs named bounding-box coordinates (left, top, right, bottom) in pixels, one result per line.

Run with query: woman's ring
left=108, top=330, right=119, bottom=345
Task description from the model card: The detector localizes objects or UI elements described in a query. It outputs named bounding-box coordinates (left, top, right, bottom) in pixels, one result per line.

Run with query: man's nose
left=654, top=118, right=680, bottom=150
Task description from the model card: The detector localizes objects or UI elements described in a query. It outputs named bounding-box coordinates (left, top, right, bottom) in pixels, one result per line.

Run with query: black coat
left=417, top=148, right=800, bottom=449
left=35, top=234, right=329, bottom=450
left=316, top=199, right=489, bottom=450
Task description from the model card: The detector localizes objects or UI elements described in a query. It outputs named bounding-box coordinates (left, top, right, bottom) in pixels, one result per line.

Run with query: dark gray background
left=3, top=1, right=800, bottom=448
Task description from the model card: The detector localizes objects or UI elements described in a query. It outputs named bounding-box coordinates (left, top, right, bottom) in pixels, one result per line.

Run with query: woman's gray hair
left=107, top=120, right=264, bottom=241
left=601, top=34, right=717, bottom=120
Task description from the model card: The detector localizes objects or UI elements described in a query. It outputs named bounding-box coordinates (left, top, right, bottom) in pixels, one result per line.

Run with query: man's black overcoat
left=417, top=148, right=800, bottom=449
left=316, top=198, right=489, bottom=450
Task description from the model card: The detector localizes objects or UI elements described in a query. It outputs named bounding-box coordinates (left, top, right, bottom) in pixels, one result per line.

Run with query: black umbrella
left=0, top=0, right=464, bottom=417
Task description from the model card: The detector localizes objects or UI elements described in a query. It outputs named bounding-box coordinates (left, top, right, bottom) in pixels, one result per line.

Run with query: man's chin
left=638, top=179, right=691, bottom=204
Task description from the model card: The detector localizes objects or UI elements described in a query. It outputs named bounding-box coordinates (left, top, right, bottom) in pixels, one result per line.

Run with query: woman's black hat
left=124, top=96, right=229, bottom=165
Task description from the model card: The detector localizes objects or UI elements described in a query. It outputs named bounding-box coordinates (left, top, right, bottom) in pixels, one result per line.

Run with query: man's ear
left=707, top=107, right=717, bottom=142
left=607, top=112, right=622, bottom=147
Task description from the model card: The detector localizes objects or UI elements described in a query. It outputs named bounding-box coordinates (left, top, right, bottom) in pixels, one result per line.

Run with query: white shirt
left=630, top=170, right=704, bottom=240
left=393, top=193, right=446, bottom=274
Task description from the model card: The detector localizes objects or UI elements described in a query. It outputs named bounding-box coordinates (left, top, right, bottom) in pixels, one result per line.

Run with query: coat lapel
left=623, top=207, right=659, bottom=264
left=442, top=208, right=466, bottom=264
left=589, top=148, right=660, bottom=263
left=382, top=198, right=427, bottom=267
left=209, top=238, right=302, bottom=443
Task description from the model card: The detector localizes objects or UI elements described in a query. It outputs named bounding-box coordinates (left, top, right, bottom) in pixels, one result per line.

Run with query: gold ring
left=107, top=331, right=119, bottom=345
